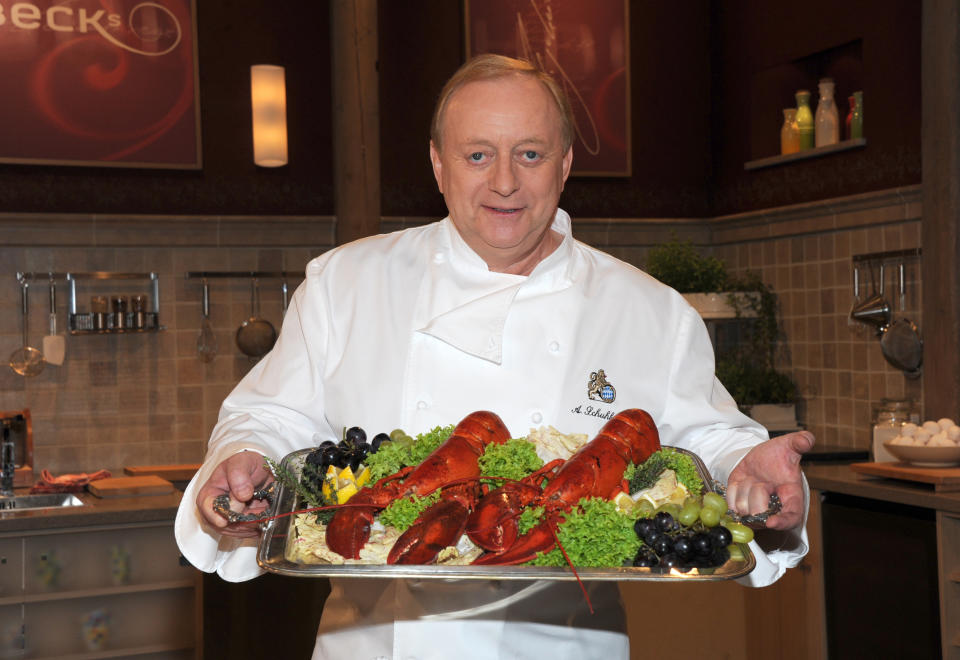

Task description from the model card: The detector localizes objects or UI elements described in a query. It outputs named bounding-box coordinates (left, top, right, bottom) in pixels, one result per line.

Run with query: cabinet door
left=23, top=523, right=192, bottom=594
left=0, top=604, right=24, bottom=657
left=0, top=537, right=23, bottom=598
left=24, top=588, right=196, bottom=657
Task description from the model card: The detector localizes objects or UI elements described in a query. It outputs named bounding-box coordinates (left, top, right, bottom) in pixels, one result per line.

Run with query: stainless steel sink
left=0, top=493, right=85, bottom=511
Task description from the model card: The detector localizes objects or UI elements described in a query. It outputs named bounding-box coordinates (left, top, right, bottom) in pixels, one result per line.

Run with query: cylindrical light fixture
left=250, top=64, right=288, bottom=167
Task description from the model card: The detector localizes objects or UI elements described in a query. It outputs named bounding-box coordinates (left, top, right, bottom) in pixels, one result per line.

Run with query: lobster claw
left=388, top=499, right=471, bottom=564
left=471, top=517, right=559, bottom=566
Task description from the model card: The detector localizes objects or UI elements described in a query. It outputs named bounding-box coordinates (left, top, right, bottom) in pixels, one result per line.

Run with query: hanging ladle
left=879, top=262, right=923, bottom=377
left=849, top=261, right=891, bottom=333
left=235, top=278, right=277, bottom=359
left=8, top=279, right=45, bottom=376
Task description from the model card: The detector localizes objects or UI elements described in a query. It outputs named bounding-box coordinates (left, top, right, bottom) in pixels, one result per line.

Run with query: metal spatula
left=42, top=279, right=65, bottom=366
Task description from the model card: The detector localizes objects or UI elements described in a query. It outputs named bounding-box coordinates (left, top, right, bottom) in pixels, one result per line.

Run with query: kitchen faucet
left=1, top=418, right=15, bottom=497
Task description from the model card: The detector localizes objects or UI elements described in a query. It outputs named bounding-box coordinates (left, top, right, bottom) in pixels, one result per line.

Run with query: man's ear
left=429, top=140, right=444, bottom=194
left=560, top=145, right=573, bottom=190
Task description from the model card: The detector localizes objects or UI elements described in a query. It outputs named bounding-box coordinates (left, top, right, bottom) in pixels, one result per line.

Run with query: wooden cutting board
left=88, top=475, right=175, bottom=498
left=849, top=462, right=960, bottom=492
left=124, top=464, right=201, bottom=481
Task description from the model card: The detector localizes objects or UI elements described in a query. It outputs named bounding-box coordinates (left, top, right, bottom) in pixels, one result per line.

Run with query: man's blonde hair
left=430, top=53, right=575, bottom=152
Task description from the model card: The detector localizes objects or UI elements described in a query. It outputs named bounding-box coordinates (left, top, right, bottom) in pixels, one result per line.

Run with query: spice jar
left=111, top=295, right=128, bottom=330
left=131, top=294, right=148, bottom=329
left=872, top=398, right=919, bottom=462
left=90, top=296, right=108, bottom=331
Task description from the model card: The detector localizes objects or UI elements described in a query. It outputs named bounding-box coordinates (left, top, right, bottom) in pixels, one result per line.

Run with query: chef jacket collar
left=416, top=209, right=574, bottom=364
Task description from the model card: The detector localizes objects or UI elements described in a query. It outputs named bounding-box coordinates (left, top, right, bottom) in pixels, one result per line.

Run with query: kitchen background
left=0, top=0, right=923, bottom=474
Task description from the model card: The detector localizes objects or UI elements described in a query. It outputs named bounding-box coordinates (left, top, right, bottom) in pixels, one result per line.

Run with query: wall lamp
left=250, top=64, right=288, bottom=167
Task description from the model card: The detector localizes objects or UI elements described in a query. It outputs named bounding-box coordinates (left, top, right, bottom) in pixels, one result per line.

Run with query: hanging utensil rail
left=184, top=271, right=302, bottom=280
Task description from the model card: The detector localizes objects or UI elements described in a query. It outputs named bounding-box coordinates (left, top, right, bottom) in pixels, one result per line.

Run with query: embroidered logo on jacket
left=587, top=369, right=616, bottom=404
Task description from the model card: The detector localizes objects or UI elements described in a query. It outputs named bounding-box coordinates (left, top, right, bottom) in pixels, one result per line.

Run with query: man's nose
left=488, top=157, right=519, bottom=196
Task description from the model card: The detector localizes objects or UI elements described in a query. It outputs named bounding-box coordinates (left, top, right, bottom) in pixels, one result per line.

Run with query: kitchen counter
left=805, top=461, right=960, bottom=660
left=0, top=487, right=183, bottom=532
left=805, top=462, right=960, bottom=514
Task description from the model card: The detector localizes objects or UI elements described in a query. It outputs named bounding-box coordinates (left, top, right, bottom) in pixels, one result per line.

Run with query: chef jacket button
left=417, top=400, right=428, bottom=410
left=531, top=411, right=543, bottom=424
left=548, top=341, right=560, bottom=353
left=433, top=252, right=446, bottom=264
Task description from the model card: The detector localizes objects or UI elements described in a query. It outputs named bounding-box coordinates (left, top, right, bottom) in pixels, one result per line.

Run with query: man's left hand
left=725, top=431, right=815, bottom=531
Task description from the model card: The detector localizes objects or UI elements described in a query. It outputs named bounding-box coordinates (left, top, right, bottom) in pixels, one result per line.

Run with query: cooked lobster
left=324, top=410, right=511, bottom=563
left=466, top=408, right=660, bottom=565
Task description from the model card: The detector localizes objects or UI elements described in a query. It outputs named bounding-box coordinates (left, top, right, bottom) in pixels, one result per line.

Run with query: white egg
left=922, top=420, right=941, bottom=435
left=939, top=418, right=956, bottom=431
left=948, top=426, right=960, bottom=441
left=930, top=432, right=953, bottom=447
left=900, top=423, right=918, bottom=437
left=890, top=435, right=910, bottom=445
left=914, top=429, right=931, bottom=445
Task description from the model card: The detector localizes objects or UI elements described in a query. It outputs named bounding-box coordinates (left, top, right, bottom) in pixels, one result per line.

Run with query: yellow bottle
left=780, top=108, right=800, bottom=155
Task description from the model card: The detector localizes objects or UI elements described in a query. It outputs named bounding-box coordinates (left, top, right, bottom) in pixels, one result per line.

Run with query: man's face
left=430, top=74, right=573, bottom=274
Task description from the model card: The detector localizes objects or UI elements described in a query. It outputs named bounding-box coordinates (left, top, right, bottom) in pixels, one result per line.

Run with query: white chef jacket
left=175, top=209, right=809, bottom=660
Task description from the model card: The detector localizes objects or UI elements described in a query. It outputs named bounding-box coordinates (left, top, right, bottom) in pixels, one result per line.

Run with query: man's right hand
left=196, top=451, right=273, bottom=538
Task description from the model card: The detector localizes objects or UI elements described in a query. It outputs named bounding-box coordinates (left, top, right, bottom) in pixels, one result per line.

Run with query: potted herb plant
left=644, top=239, right=799, bottom=431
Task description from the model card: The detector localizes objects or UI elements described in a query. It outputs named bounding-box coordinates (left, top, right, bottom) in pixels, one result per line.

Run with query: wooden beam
left=330, top=0, right=380, bottom=245
left=921, top=0, right=960, bottom=419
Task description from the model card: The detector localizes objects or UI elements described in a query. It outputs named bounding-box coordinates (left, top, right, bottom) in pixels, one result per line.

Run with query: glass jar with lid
left=872, top=398, right=919, bottom=462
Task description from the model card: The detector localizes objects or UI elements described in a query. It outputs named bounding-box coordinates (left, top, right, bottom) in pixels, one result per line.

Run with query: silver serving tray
left=257, top=446, right=755, bottom=581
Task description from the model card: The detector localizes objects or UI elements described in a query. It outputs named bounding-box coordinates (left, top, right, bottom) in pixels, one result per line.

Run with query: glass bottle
left=780, top=108, right=800, bottom=155
left=850, top=90, right=864, bottom=139
left=814, top=78, right=839, bottom=147
left=795, top=90, right=815, bottom=150
left=872, top=398, right=919, bottom=462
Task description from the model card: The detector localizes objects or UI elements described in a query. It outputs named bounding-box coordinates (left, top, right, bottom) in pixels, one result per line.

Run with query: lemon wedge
left=355, top=466, right=371, bottom=488
left=336, top=481, right=358, bottom=504
left=613, top=491, right=636, bottom=514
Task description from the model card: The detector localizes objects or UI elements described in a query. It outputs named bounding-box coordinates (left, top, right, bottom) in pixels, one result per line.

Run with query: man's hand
left=725, top=431, right=815, bottom=531
left=196, top=451, right=273, bottom=538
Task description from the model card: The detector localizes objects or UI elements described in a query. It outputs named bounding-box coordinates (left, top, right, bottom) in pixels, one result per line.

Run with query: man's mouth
left=483, top=205, right=522, bottom=215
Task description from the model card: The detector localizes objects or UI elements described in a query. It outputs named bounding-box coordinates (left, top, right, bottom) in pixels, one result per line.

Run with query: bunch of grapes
left=302, top=426, right=390, bottom=490
left=631, top=492, right=753, bottom=571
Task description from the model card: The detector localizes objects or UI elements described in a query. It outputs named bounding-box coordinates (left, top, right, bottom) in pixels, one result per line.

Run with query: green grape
left=389, top=429, right=406, bottom=442
left=678, top=498, right=701, bottom=526
left=727, top=544, right=745, bottom=561
left=721, top=520, right=754, bottom=544
left=636, top=500, right=655, bottom=517
left=699, top=505, right=721, bottom=527
left=657, top=503, right=682, bottom=519
left=702, top=492, right=727, bottom=513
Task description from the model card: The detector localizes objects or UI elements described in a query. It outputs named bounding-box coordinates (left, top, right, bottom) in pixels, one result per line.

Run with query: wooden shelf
left=744, top=138, right=866, bottom=171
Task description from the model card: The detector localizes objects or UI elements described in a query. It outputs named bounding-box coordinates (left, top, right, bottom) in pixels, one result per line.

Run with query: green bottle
left=795, top=90, right=815, bottom=150
left=850, top=90, right=864, bottom=139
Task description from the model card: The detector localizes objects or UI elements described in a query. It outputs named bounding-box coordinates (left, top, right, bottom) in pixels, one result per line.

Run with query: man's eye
left=521, top=150, right=540, bottom=161
left=469, top=152, right=484, bottom=162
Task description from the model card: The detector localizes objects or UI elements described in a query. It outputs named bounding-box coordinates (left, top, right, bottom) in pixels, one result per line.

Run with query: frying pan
left=235, top=278, right=277, bottom=359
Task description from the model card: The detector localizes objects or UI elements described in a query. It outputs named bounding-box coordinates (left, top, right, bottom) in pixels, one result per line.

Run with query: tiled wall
left=0, top=215, right=334, bottom=475
left=571, top=185, right=924, bottom=451
left=0, top=189, right=922, bottom=476
left=711, top=186, right=923, bottom=449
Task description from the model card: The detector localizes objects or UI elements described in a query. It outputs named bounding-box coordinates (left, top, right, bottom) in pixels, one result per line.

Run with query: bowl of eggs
left=884, top=418, right=960, bottom=467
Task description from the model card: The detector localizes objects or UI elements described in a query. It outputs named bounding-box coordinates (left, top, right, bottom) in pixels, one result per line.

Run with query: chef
left=175, top=54, right=814, bottom=659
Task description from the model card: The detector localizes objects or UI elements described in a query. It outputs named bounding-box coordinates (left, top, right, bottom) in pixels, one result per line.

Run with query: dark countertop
left=0, top=487, right=183, bottom=533
left=805, top=462, right=960, bottom=515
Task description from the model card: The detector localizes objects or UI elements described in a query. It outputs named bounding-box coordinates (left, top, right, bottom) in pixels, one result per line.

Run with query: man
left=176, top=54, right=814, bottom=659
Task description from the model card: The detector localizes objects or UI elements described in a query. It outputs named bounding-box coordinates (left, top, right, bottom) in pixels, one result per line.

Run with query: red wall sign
left=0, top=0, right=201, bottom=169
left=466, top=0, right=630, bottom=177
